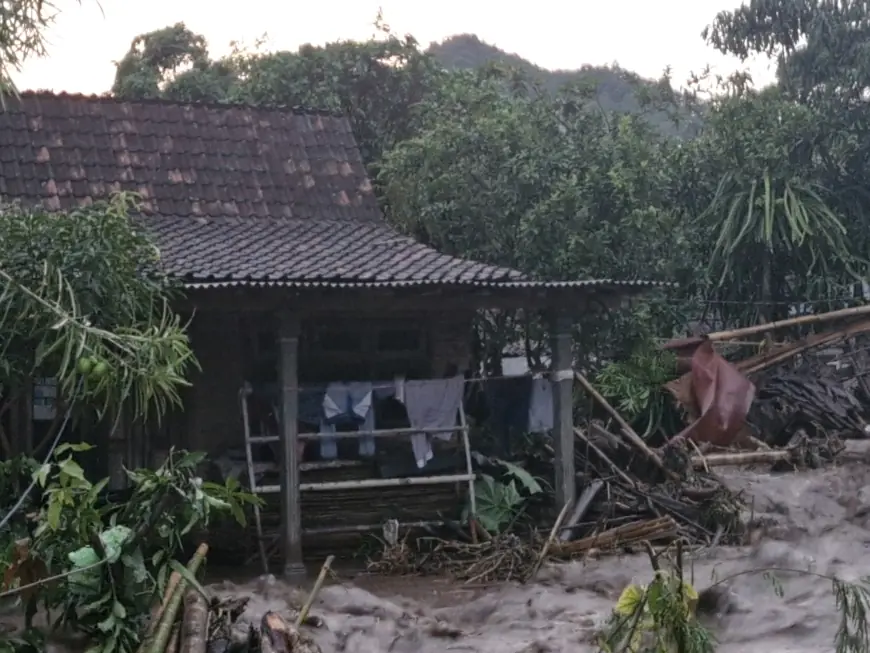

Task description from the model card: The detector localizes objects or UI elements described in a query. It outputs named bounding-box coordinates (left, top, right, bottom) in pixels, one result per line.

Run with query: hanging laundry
left=527, top=377, right=554, bottom=433
left=393, top=374, right=406, bottom=404
left=372, top=375, right=404, bottom=401
left=484, top=376, right=533, bottom=456
left=298, top=385, right=327, bottom=427
left=320, top=382, right=375, bottom=459
left=402, top=376, right=464, bottom=469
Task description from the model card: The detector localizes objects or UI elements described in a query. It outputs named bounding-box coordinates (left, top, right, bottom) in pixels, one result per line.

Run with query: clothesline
left=246, top=370, right=564, bottom=394
left=242, top=372, right=557, bottom=468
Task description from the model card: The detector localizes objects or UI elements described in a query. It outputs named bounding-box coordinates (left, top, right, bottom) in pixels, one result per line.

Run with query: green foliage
left=464, top=458, right=544, bottom=534
left=112, top=23, right=211, bottom=100
left=112, top=15, right=444, bottom=166
left=601, top=572, right=711, bottom=653
left=470, top=475, right=524, bottom=534
left=595, top=346, right=679, bottom=439
left=0, top=0, right=74, bottom=92
left=604, top=550, right=870, bottom=653
left=0, top=193, right=196, bottom=431
left=0, top=448, right=260, bottom=653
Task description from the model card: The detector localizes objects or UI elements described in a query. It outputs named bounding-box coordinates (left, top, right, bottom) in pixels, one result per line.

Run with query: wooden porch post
left=278, top=311, right=305, bottom=580
left=549, top=310, right=576, bottom=508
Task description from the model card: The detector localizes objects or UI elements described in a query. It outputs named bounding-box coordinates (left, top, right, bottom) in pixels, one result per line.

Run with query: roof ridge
left=11, top=90, right=345, bottom=118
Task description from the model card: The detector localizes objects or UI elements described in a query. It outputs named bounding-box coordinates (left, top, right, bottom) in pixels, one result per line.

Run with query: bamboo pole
left=164, top=623, right=181, bottom=653
left=256, top=472, right=476, bottom=494
left=525, top=500, right=572, bottom=583
left=552, top=517, right=677, bottom=557
left=691, top=449, right=792, bottom=468
left=574, top=371, right=675, bottom=480
left=295, top=555, right=334, bottom=628
left=137, top=570, right=180, bottom=653
left=574, top=427, right=637, bottom=488
left=559, top=480, right=604, bottom=542
left=249, top=425, right=470, bottom=445
left=707, top=303, right=870, bottom=342
left=146, top=543, right=209, bottom=653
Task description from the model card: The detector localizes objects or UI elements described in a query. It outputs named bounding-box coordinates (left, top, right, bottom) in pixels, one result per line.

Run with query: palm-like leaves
left=703, top=169, right=862, bottom=321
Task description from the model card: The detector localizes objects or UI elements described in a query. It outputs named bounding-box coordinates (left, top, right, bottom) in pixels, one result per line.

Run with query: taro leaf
left=67, top=525, right=133, bottom=594
left=99, top=525, right=132, bottom=563
left=67, top=545, right=102, bottom=593
left=474, top=475, right=524, bottom=534
left=496, top=459, right=542, bottom=495
left=121, top=548, right=149, bottom=584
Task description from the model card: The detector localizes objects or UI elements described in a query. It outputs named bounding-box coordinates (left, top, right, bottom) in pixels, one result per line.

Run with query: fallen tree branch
left=574, top=426, right=637, bottom=488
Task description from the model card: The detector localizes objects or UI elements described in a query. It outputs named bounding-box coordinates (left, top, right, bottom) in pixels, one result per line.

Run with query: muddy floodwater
left=210, top=443, right=870, bottom=653
left=20, top=442, right=870, bottom=652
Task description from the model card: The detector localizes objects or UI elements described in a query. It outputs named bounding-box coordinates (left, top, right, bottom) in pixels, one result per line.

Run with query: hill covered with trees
left=426, top=34, right=692, bottom=135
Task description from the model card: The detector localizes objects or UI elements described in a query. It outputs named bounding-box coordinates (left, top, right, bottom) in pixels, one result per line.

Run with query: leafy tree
left=0, top=194, right=196, bottom=457
left=695, top=0, right=870, bottom=324
left=691, top=89, right=863, bottom=324
left=380, top=69, right=692, bottom=361
left=111, top=23, right=212, bottom=100
left=112, top=17, right=445, bottom=166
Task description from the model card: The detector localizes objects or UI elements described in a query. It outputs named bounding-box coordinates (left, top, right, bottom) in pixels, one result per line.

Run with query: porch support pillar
left=278, top=311, right=305, bottom=580
left=549, top=310, right=576, bottom=509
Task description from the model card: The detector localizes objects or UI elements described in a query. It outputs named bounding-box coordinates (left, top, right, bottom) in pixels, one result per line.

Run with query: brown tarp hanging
left=667, top=340, right=755, bottom=447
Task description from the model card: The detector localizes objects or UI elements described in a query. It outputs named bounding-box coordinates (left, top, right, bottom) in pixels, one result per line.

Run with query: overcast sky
left=14, top=0, right=775, bottom=94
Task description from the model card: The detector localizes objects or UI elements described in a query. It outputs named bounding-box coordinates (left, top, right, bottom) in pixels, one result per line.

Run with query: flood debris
left=143, top=551, right=331, bottom=653
left=369, top=532, right=539, bottom=583
left=665, top=310, right=870, bottom=448
left=367, top=308, right=868, bottom=587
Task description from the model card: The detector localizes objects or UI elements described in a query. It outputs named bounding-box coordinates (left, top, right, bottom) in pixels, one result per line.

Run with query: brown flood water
left=20, top=441, right=870, bottom=652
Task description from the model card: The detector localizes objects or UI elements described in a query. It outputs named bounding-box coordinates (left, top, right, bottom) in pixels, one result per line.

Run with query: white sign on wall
left=32, top=377, right=57, bottom=421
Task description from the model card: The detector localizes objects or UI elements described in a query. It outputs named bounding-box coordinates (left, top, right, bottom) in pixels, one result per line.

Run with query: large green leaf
left=495, top=459, right=542, bottom=495
left=472, top=475, right=524, bottom=534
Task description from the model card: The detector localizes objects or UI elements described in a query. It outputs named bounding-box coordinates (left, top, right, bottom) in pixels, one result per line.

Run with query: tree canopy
left=101, top=3, right=870, bottom=362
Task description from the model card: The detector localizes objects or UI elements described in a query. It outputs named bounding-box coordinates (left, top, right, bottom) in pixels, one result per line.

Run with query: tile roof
left=142, top=215, right=524, bottom=284
left=0, top=92, right=667, bottom=293
left=0, top=91, right=381, bottom=222
left=0, top=91, right=529, bottom=285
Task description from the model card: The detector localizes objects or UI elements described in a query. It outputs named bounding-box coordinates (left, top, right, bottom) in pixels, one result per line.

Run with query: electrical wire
left=0, top=559, right=106, bottom=600
left=0, top=400, right=74, bottom=532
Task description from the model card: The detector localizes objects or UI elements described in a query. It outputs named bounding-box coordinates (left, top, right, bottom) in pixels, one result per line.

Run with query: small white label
left=550, top=370, right=574, bottom=382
